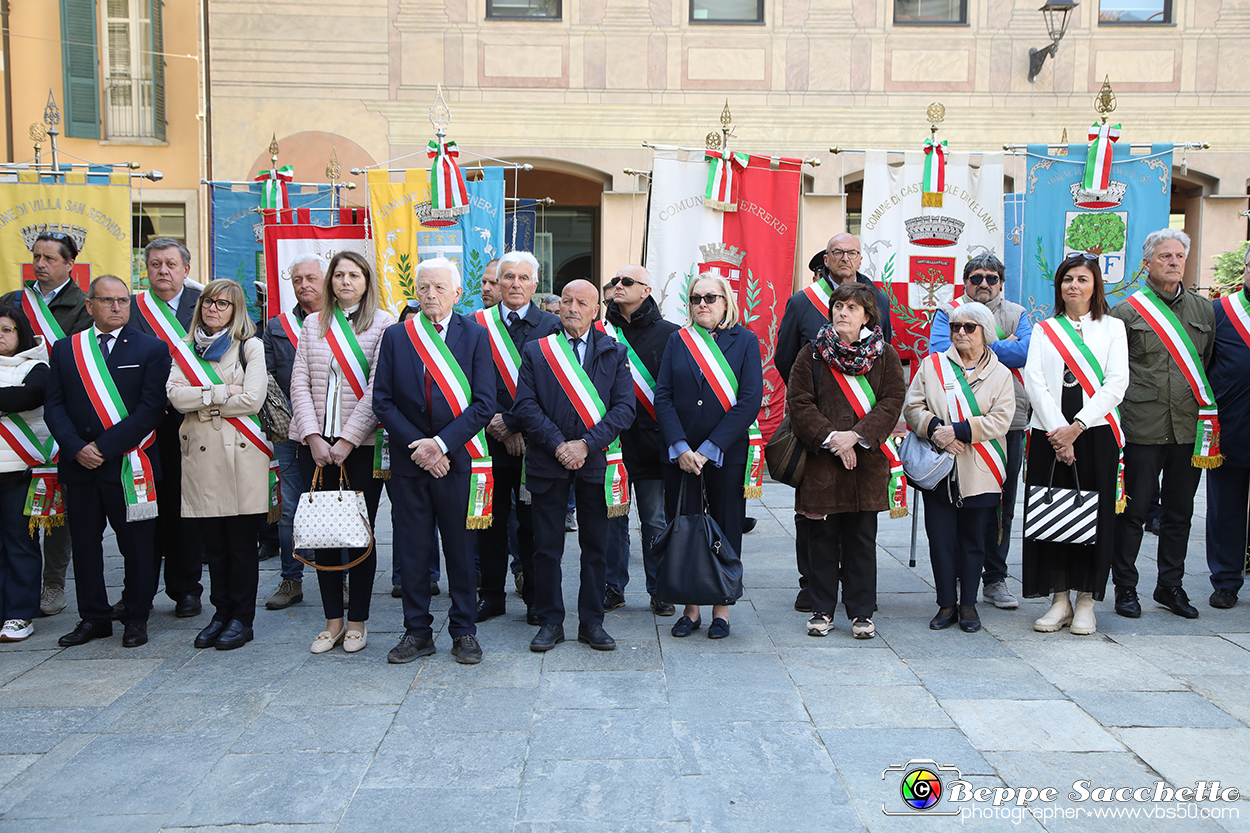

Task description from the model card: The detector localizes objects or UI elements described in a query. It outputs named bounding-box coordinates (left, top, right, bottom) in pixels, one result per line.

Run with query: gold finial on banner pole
left=268, top=134, right=280, bottom=168
left=922, top=102, right=946, bottom=207
left=430, top=84, right=451, bottom=141
left=1095, top=77, right=1116, bottom=125
left=326, top=145, right=341, bottom=182
left=1061, top=127, right=1069, bottom=143
left=707, top=100, right=734, bottom=151
left=29, top=123, right=46, bottom=168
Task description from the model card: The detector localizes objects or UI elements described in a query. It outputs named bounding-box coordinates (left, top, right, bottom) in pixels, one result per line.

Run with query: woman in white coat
left=1021, top=253, right=1128, bottom=636
left=168, top=280, right=271, bottom=651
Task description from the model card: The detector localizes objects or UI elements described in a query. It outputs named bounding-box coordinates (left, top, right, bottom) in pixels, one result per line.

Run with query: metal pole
left=909, top=486, right=920, bottom=568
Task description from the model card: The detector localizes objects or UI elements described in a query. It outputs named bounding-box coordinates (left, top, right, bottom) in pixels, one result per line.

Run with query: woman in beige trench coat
left=167, top=279, right=270, bottom=651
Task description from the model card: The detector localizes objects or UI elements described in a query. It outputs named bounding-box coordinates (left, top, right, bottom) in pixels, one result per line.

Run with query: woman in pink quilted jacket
left=289, top=251, right=395, bottom=655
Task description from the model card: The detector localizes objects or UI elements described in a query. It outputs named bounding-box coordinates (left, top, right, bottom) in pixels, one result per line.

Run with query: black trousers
left=153, top=416, right=203, bottom=600
left=64, top=478, right=156, bottom=626
left=662, top=463, right=747, bottom=575
left=297, top=445, right=383, bottom=621
left=923, top=486, right=994, bottom=608
left=477, top=463, right=534, bottom=609
left=794, top=514, right=811, bottom=590
left=808, top=511, right=878, bottom=620
left=1206, top=463, right=1249, bottom=594
left=530, top=473, right=608, bottom=628
left=982, top=429, right=1024, bottom=585
left=1113, top=442, right=1202, bottom=589
left=199, top=514, right=262, bottom=626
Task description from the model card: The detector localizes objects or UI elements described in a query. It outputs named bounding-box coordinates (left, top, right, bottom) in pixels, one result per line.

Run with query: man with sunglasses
left=600, top=265, right=679, bottom=617
left=775, top=233, right=891, bottom=612
left=929, top=252, right=1031, bottom=611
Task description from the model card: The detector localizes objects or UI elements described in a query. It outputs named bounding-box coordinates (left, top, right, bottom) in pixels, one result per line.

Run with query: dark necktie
left=424, top=323, right=444, bottom=408
left=570, top=336, right=583, bottom=366
left=98, top=332, right=113, bottom=360
left=507, top=310, right=520, bottom=329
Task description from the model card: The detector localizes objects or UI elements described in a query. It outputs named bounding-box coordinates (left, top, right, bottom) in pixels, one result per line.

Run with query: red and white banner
left=261, top=208, right=372, bottom=319
left=644, top=149, right=802, bottom=441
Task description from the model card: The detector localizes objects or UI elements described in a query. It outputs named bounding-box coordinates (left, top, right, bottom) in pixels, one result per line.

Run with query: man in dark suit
left=44, top=275, right=171, bottom=648
left=475, top=251, right=561, bottom=624
left=513, top=279, right=635, bottom=653
left=374, top=257, right=496, bottom=664
left=129, top=237, right=204, bottom=618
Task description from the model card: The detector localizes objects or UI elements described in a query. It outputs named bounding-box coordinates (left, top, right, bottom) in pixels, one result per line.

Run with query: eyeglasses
left=689, top=293, right=724, bottom=306
left=826, top=249, right=861, bottom=260
left=608, top=276, right=647, bottom=288
left=0, top=325, right=17, bottom=335
left=950, top=322, right=981, bottom=334
left=88, top=296, right=130, bottom=308
left=203, top=298, right=234, bottom=311
left=967, top=274, right=1001, bottom=286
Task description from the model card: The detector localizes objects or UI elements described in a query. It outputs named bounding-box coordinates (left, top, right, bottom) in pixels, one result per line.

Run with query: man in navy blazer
left=374, top=257, right=496, bottom=665
left=512, top=279, right=634, bottom=653
left=129, top=238, right=205, bottom=618
left=44, top=275, right=171, bottom=648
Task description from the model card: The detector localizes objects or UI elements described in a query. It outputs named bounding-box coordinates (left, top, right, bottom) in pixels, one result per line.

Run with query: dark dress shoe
left=475, top=599, right=506, bottom=623
left=215, top=619, right=254, bottom=650
left=670, top=615, right=701, bottom=637
left=111, top=600, right=124, bottom=620
left=650, top=596, right=676, bottom=617
left=958, top=605, right=981, bottom=633
left=59, top=620, right=113, bottom=646
left=577, top=623, right=616, bottom=651
left=257, top=542, right=279, bottom=561
left=387, top=634, right=435, bottom=663
left=742, top=516, right=757, bottom=533
left=1153, top=585, right=1199, bottom=619
left=929, top=607, right=957, bottom=630
left=391, top=584, right=402, bottom=598
left=603, top=589, right=626, bottom=612
left=430, top=581, right=441, bottom=596
left=1114, top=586, right=1142, bottom=618
left=451, top=634, right=484, bottom=664
left=794, top=588, right=813, bottom=613
left=194, top=620, right=227, bottom=649
left=707, top=618, right=731, bottom=639
left=1210, top=588, right=1239, bottom=609
left=530, top=623, right=565, bottom=652
left=122, top=622, right=148, bottom=648
left=526, top=608, right=540, bottom=626
left=174, top=595, right=202, bottom=618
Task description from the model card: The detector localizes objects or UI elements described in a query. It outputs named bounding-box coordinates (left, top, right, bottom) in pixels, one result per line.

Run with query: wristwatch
left=1074, top=418, right=1088, bottom=432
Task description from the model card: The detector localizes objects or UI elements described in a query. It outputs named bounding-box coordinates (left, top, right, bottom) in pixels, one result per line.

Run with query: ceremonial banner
left=208, top=181, right=334, bottom=321
left=644, top=149, right=802, bottom=441
left=261, top=209, right=372, bottom=319
left=0, top=173, right=131, bottom=295
left=505, top=198, right=538, bottom=255
left=368, top=169, right=504, bottom=317
left=860, top=151, right=1005, bottom=363
left=1020, top=143, right=1172, bottom=314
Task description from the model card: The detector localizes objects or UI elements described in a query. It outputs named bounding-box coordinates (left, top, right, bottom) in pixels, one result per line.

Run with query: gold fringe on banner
left=922, top=192, right=943, bottom=207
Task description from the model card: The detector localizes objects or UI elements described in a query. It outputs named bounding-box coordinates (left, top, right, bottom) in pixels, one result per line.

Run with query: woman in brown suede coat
left=787, top=282, right=905, bottom=640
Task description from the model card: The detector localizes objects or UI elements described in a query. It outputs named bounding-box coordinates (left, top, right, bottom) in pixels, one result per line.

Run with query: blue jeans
left=605, top=478, right=666, bottom=597
left=0, top=478, right=41, bottom=621
left=276, top=440, right=311, bottom=582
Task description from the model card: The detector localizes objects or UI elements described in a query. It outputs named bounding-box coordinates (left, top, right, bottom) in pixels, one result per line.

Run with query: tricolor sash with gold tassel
left=0, top=412, right=62, bottom=533
left=1126, top=285, right=1222, bottom=468
left=922, top=138, right=947, bottom=207
left=426, top=139, right=470, bottom=225
left=703, top=150, right=748, bottom=212
left=1083, top=123, right=1121, bottom=192
left=537, top=334, right=630, bottom=516
left=594, top=320, right=657, bottom=420
left=1037, top=317, right=1127, bottom=512
left=404, top=314, right=494, bottom=528
left=829, top=368, right=908, bottom=518
left=676, top=326, right=764, bottom=499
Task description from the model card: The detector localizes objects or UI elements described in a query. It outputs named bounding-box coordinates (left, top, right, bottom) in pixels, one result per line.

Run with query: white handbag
left=292, top=467, right=374, bottom=571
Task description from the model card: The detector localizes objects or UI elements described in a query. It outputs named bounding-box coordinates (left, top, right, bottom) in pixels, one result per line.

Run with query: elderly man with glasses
left=929, top=253, right=1031, bottom=611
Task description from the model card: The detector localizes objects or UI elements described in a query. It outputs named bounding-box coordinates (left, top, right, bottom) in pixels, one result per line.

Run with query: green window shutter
left=150, top=0, right=165, bottom=141
left=60, top=0, right=100, bottom=139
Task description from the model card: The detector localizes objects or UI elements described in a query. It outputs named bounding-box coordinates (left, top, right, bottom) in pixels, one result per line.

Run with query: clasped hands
left=556, top=439, right=589, bottom=470
left=677, top=449, right=708, bottom=475
left=410, top=438, right=451, bottom=478
left=1047, top=422, right=1082, bottom=465
left=487, top=413, right=525, bottom=456
left=932, top=424, right=966, bottom=456
left=823, top=430, right=860, bottom=470
left=308, top=435, right=355, bottom=468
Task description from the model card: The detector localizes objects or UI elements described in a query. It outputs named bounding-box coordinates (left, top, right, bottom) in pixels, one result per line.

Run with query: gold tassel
left=606, top=502, right=631, bottom=518
left=267, top=504, right=282, bottom=524
left=1115, top=498, right=1126, bottom=514
left=890, top=507, right=909, bottom=519
left=743, top=486, right=763, bottom=500
left=373, top=469, right=392, bottom=480
left=465, top=514, right=494, bottom=530
left=1192, top=454, right=1224, bottom=469
left=922, top=192, right=943, bottom=207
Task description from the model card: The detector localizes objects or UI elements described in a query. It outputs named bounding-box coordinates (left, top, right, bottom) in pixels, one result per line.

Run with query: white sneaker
left=982, top=580, right=1019, bottom=610
left=806, top=612, right=833, bottom=637
left=852, top=617, right=876, bottom=639
left=0, top=619, right=34, bottom=642
left=40, top=586, right=66, bottom=616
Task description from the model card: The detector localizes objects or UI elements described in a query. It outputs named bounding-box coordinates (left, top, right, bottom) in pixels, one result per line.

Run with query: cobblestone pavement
left=1, top=479, right=1246, bottom=832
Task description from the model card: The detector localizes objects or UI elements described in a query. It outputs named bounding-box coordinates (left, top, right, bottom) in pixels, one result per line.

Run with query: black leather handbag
left=653, top=475, right=744, bottom=606
left=765, top=354, right=822, bottom=487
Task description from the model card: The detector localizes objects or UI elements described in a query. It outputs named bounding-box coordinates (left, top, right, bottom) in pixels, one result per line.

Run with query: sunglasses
left=950, top=322, right=981, bottom=334
left=689, top=293, right=724, bottom=306
left=608, top=276, right=646, bottom=288
left=967, top=274, right=1001, bottom=286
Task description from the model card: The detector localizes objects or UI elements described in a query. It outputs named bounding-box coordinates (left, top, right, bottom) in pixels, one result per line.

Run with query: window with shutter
left=150, top=0, right=165, bottom=140
left=101, top=0, right=160, bottom=139
left=61, top=0, right=101, bottom=139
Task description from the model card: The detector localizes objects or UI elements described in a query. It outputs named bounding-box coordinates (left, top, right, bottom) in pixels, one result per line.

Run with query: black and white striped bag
left=1024, top=461, right=1099, bottom=544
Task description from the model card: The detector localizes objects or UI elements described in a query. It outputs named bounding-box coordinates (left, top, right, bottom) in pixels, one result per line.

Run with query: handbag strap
left=1046, top=457, right=1082, bottom=493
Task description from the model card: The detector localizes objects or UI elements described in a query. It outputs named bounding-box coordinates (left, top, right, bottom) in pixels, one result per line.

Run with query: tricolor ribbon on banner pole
left=922, top=139, right=947, bottom=207
left=703, top=150, right=748, bottom=212
left=426, top=138, right=470, bottom=225
left=1083, top=123, right=1121, bottom=192
left=254, top=165, right=294, bottom=211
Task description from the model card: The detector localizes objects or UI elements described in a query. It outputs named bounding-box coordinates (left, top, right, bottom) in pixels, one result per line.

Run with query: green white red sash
left=594, top=320, right=657, bottom=420
left=135, top=291, right=281, bottom=520
left=426, top=139, right=469, bottom=222
left=802, top=279, right=833, bottom=319
left=704, top=150, right=747, bottom=212
left=923, top=138, right=947, bottom=207
left=323, top=306, right=388, bottom=477
left=70, top=330, right=159, bottom=521
left=474, top=304, right=522, bottom=399
left=829, top=369, right=908, bottom=518
left=404, top=314, right=494, bottom=529
left=538, top=333, right=630, bottom=516
left=677, top=325, right=764, bottom=499
left=931, top=354, right=1008, bottom=489
left=0, top=412, right=63, bottom=531
left=1037, top=317, right=1126, bottom=512
left=277, top=311, right=301, bottom=350
left=1219, top=288, right=1250, bottom=352
left=947, top=297, right=1025, bottom=387
left=21, top=282, right=67, bottom=344
left=1083, top=122, right=1121, bottom=192
left=1126, top=285, right=1222, bottom=468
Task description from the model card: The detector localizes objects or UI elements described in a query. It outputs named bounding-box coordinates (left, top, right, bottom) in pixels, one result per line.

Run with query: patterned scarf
left=815, top=323, right=884, bottom=376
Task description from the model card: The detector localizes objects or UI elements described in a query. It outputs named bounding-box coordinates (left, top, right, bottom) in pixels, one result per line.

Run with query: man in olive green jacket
left=1109, top=229, right=1213, bottom=620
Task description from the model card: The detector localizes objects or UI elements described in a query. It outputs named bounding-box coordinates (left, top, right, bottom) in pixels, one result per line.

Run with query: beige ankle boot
left=1034, top=591, right=1073, bottom=632
left=1070, top=592, right=1097, bottom=635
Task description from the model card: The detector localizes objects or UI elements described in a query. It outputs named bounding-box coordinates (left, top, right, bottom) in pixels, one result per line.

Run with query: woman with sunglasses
left=654, top=274, right=762, bottom=639
left=166, top=280, right=272, bottom=650
left=904, top=301, right=1015, bottom=632
left=1021, top=253, right=1127, bottom=635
